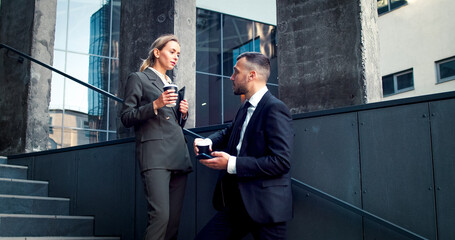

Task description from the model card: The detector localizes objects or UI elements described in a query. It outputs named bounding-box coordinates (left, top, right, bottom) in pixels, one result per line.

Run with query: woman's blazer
left=121, top=68, right=192, bottom=172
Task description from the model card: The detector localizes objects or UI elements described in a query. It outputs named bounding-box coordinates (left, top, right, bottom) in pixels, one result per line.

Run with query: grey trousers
left=141, top=169, right=188, bottom=240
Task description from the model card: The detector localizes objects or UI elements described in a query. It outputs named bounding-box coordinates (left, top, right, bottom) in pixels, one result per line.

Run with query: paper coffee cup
left=163, top=84, right=178, bottom=107
left=197, top=139, right=211, bottom=155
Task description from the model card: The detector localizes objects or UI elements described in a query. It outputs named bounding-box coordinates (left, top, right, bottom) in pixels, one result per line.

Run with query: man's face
left=230, top=58, right=249, bottom=95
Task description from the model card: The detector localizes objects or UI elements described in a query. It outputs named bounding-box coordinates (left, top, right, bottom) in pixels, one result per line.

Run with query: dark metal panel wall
left=7, top=94, right=455, bottom=239
left=290, top=185, right=363, bottom=240
left=359, top=103, right=437, bottom=240
left=289, top=113, right=363, bottom=239
left=189, top=131, right=221, bottom=234
left=33, top=152, right=79, bottom=212
left=33, top=143, right=137, bottom=239
left=75, top=143, right=136, bottom=238
left=429, top=99, right=455, bottom=240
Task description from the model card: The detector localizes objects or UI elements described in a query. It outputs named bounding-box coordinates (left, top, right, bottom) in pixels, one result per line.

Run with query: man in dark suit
left=194, top=52, right=294, bottom=240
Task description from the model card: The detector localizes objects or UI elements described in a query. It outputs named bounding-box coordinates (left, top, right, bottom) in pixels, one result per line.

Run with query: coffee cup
left=197, top=139, right=212, bottom=156
left=163, top=84, right=178, bottom=107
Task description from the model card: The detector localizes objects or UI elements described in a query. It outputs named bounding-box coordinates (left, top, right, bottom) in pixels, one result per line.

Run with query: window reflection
left=50, top=0, right=120, bottom=149
left=195, top=8, right=278, bottom=127
left=255, top=22, right=278, bottom=84
left=223, top=77, right=242, bottom=123
left=54, top=0, right=69, bottom=50
left=196, top=9, right=221, bottom=75
left=377, top=0, right=407, bottom=15
left=67, top=0, right=107, bottom=54
left=196, top=73, right=222, bottom=126
left=223, top=15, right=253, bottom=76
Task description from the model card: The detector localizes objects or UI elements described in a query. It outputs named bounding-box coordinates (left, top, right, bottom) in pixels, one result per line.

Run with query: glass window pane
left=48, top=126, right=63, bottom=149
left=108, top=98, right=118, bottom=132
left=223, top=15, right=253, bottom=76
left=196, top=9, right=221, bottom=75
left=88, top=89, right=108, bottom=130
left=62, top=110, right=89, bottom=129
left=439, top=59, right=455, bottom=81
left=50, top=50, right=66, bottom=111
left=196, top=73, right=222, bottom=127
left=55, top=0, right=69, bottom=50
left=65, top=52, right=89, bottom=113
left=89, top=1, right=111, bottom=57
left=109, top=59, right=120, bottom=131
left=109, top=132, right=117, bottom=141
left=223, top=77, right=243, bottom=123
left=110, top=0, right=121, bottom=58
left=396, top=71, right=413, bottom=90
left=382, top=75, right=394, bottom=96
left=62, top=128, right=107, bottom=148
left=254, top=22, right=278, bottom=84
left=67, top=0, right=107, bottom=54
left=109, top=59, right=119, bottom=94
left=390, top=0, right=407, bottom=10
left=377, top=0, right=389, bottom=14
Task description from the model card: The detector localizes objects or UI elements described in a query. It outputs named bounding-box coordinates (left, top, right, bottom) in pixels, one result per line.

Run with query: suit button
left=166, top=116, right=170, bottom=120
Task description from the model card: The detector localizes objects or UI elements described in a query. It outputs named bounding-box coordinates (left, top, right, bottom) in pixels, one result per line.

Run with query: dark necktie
left=229, top=101, right=251, bottom=155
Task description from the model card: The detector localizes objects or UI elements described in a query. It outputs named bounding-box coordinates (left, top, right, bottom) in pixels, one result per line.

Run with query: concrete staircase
left=0, top=156, right=119, bottom=240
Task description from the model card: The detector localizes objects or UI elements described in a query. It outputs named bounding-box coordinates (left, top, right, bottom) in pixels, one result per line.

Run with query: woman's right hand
left=153, top=89, right=178, bottom=109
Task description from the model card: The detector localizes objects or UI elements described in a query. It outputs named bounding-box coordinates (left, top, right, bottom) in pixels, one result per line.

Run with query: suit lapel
left=143, top=68, right=165, bottom=91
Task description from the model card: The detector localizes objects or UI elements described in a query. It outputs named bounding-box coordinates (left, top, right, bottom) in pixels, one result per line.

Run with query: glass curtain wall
left=196, top=9, right=278, bottom=127
left=49, top=0, right=120, bottom=149
left=49, top=4, right=277, bottom=147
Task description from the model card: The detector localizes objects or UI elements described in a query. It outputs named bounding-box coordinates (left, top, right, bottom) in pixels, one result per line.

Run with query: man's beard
left=233, top=84, right=248, bottom=95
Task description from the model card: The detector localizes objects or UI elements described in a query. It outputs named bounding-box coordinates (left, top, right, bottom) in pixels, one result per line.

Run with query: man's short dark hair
left=237, top=52, right=271, bottom=80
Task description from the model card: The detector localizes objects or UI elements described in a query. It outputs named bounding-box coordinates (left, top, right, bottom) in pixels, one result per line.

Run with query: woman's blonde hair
left=139, top=34, right=180, bottom=72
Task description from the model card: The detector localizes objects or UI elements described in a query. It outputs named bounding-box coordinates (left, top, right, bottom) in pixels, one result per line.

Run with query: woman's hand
left=153, top=89, right=178, bottom=109
left=179, top=99, right=188, bottom=118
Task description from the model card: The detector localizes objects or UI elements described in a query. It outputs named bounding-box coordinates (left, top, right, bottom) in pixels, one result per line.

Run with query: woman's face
left=154, top=40, right=180, bottom=71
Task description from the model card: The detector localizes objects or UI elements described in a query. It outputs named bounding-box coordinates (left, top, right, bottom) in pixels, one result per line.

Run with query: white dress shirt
left=149, top=67, right=172, bottom=85
left=148, top=67, right=172, bottom=115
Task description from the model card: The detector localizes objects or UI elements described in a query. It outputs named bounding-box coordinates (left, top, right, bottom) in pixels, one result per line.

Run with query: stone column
left=276, top=0, right=381, bottom=114
left=0, top=0, right=57, bottom=155
left=118, top=0, right=196, bottom=138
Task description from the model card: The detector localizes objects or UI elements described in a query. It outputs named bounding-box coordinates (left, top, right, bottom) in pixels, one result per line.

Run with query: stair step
left=0, top=164, right=28, bottom=179
left=0, top=214, right=94, bottom=237
left=0, top=237, right=120, bottom=240
left=0, top=194, right=70, bottom=215
left=0, top=178, right=48, bottom=197
left=0, top=157, right=6, bottom=164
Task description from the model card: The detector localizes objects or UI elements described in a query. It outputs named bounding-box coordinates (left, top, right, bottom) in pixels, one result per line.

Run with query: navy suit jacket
left=208, top=91, right=294, bottom=224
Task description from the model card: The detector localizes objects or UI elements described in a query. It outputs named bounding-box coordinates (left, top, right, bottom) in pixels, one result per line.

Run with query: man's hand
left=199, top=151, right=230, bottom=170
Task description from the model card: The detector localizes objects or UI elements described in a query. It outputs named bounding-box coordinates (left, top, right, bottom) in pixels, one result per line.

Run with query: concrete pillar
left=118, top=0, right=196, bottom=138
left=276, top=0, right=381, bottom=114
left=0, top=0, right=57, bottom=155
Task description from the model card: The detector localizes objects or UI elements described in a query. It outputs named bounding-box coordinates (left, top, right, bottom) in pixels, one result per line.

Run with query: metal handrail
left=292, top=178, right=427, bottom=240
left=0, top=43, right=123, bottom=103
left=1, top=42, right=427, bottom=240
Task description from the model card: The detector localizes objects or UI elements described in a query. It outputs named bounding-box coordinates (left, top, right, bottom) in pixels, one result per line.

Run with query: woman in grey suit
left=121, top=34, right=192, bottom=240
